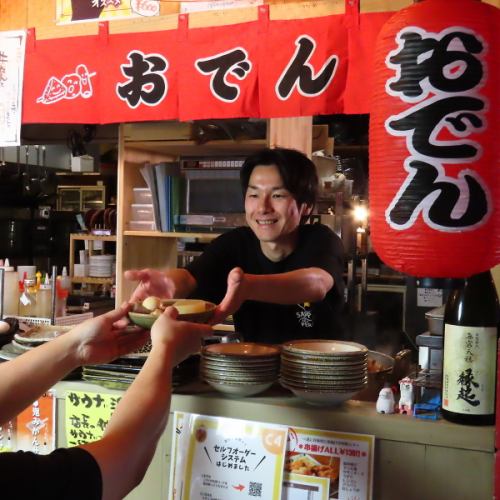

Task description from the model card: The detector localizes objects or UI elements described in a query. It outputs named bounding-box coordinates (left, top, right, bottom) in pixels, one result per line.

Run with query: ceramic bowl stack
left=89, top=254, right=115, bottom=278
left=280, top=340, right=368, bottom=406
left=201, top=343, right=281, bottom=397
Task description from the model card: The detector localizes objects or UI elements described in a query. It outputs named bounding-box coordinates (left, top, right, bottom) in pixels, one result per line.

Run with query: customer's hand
left=124, top=268, right=176, bottom=303
left=66, top=304, right=149, bottom=366
left=150, top=306, right=212, bottom=366
left=210, top=267, right=247, bottom=325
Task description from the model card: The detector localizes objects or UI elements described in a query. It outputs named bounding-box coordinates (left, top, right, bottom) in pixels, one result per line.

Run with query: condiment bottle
left=36, top=273, right=52, bottom=318
left=55, top=268, right=71, bottom=318
left=441, top=271, right=500, bottom=425
left=19, top=277, right=37, bottom=317
left=1, top=258, right=19, bottom=316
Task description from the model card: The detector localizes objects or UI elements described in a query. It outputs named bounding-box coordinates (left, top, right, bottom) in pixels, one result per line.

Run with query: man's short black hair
left=240, top=147, right=318, bottom=208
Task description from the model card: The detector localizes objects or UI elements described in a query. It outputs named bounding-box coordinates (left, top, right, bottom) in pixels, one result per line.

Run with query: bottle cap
left=2, top=258, right=14, bottom=272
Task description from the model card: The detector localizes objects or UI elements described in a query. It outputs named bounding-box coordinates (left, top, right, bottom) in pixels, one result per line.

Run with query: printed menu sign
left=284, top=426, right=374, bottom=500
left=65, top=390, right=122, bottom=445
left=0, top=30, right=26, bottom=147
left=170, top=412, right=288, bottom=499
left=0, top=392, right=56, bottom=454
left=56, top=0, right=160, bottom=24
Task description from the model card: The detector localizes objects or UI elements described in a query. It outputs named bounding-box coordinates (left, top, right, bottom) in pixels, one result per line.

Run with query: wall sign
left=0, top=30, right=26, bottom=147
left=22, top=6, right=395, bottom=124
left=369, top=0, right=499, bottom=277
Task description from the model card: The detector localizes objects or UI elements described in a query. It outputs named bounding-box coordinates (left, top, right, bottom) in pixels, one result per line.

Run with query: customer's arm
left=125, top=267, right=197, bottom=303
left=80, top=307, right=212, bottom=500
left=211, top=266, right=333, bottom=324
left=0, top=305, right=148, bottom=425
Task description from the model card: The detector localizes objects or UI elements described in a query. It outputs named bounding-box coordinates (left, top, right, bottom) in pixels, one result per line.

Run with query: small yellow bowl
left=128, top=299, right=216, bottom=329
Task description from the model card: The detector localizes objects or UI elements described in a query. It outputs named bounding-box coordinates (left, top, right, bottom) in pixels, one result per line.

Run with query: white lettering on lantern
left=383, top=27, right=491, bottom=232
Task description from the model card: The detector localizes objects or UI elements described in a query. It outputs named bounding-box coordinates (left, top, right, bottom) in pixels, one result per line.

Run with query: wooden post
left=267, top=116, right=313, bottom=157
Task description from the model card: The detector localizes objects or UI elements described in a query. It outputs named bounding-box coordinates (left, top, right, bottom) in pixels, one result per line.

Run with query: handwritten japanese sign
left=170, top=412, right=288, bottom=500
left=65, top=390, right=121, bottom=446
left=0, top=30, right=26, bottom=147
left=285, top=426, right=374, bottom=500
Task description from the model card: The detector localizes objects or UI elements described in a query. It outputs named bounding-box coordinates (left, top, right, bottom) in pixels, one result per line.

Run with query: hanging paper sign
left=99, top=29, right=179, bottom=123
left=170, top=412, right=288, bottom=500
left=369, top=0, right=500, bottom=277
left=56, top=0, right=160, bottom=25
left=15, top=391, right=56, bottom=455
left=23, top=33, right=101, bottom=124
left=259, top=11, right=347, bottom=118
left=0, top=30, right=26, bottom=147
left=178, top=18, right=260, bottom=121
left=65, top=390, right=122, bottom=445
left=284, top=425, right=375, bottom=500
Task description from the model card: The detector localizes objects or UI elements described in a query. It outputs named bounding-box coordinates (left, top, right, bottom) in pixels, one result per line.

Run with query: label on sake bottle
left=442, top=324, right=497, bottom=415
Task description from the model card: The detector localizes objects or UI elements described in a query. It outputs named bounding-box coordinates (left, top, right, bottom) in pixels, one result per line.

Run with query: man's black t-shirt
left=187, top=224, right=345, bottom=344
left=0, top=447, right=102, bottom=500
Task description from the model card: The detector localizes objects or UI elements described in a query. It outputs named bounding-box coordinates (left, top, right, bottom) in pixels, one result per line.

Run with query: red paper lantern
left=369, top=0, right=499, bottom=277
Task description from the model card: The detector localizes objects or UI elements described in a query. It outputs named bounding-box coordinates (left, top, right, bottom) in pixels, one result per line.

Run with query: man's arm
left=124, top=268, right=197, bottom=303
left=81, top=308, right=212, bottom=500
left=0, top=305, right=148, bottom=425
left=211, top=266, right=333, bottom=324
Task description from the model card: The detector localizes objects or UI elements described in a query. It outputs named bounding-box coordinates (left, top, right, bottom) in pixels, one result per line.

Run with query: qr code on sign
left=249, top=482, right=262, bottom=497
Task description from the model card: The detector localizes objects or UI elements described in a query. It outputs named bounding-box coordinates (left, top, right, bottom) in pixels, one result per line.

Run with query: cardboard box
left=71, top=155, right=94, bottom=172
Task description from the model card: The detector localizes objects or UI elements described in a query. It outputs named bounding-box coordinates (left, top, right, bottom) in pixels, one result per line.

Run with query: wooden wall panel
left=0, top=0, right=28, bottom=31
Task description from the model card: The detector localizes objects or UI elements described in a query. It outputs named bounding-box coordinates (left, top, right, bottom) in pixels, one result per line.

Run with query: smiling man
left=126, top=147, right=345, bottom=343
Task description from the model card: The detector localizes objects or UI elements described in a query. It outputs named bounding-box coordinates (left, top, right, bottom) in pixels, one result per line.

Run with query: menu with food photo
left=283, top=426, right=374, bottom=500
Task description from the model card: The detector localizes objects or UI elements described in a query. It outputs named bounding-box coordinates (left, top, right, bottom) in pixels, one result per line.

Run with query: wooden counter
left=54, top=381, right=494, bottom=500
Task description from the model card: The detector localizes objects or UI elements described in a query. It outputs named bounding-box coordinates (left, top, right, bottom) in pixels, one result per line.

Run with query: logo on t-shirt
left=296, top=302, right=313, bottom=328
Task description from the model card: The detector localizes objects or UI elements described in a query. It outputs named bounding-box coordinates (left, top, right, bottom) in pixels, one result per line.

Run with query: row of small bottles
left=0, top=259, right=71, bottom=318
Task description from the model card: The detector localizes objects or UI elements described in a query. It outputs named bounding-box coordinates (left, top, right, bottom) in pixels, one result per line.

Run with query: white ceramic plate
left=280, top=380, right=360, bottom=406
left=203, top=342, right=281, bottom=358
left=282, top=340, right=367, bottom=355
left=205, top=379, right=274, bottom=397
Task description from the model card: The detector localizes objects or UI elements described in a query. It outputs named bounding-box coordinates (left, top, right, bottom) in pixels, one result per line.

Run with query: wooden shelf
left=124, top=139, right=266, bottom=157
left=70, top=233, right=117, bottom=242
left=123, top=230, right=220, bottom=240
left=71, top=277, right=114, bottom=285
left=333, top=145, right=368, bottom=154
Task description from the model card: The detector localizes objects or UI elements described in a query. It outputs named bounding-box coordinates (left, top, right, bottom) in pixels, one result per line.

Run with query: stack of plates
left=89, top=254, right=115, bottom=277
left=0, top=325, right=81, bottom=379
left=12, top=325, right=72, bottom=351
left=280, top=340, right=368, bottom=406
left=82, top=354, right=200, bottom=390
left=201, top=343, right=281, bottom=397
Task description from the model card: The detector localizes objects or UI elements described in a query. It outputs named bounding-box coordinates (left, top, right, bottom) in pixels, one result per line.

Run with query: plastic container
left=133, top=187, right=153, bottom=204
left=19, top=278, right=37, bottom=317
left=36, top=274, right=52, bottom=318
left=1, top=259, right=19, bottom=316
left=131, top=203, right=155, bottom=221
left=129, top=220, right=156, bottom=231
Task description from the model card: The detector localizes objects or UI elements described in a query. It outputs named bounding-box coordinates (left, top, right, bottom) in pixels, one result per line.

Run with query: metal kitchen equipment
left=414, top=332, right=443, bottom=390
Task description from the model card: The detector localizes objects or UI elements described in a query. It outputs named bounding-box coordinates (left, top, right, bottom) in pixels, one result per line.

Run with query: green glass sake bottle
left=441, top=271, right=500, bottom=425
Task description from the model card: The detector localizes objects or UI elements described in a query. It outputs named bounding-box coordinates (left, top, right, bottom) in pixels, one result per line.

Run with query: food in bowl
left=129, top=297, right=215, bottom=328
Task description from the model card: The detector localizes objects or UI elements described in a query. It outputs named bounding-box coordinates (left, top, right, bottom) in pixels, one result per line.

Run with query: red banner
left=178, top=15, right=260, bottom=121
left=98, top=29, right=180, bottom=123
left=23, top=30, right=101, bottom=123
left=21, top=9, right=393, bottom=124
left=258, top=10, right=347, bottom=118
